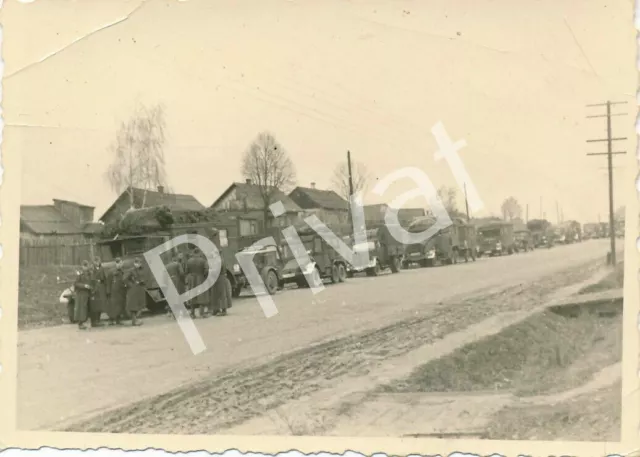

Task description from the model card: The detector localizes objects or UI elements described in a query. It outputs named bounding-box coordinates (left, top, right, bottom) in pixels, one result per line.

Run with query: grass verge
left=578, top=262, right=624, bottom=295
left=19, top=265, right=79, bottom=330
left=484, top=381, right=621, bottom=441
left=382, top=304, right=622, bottom=397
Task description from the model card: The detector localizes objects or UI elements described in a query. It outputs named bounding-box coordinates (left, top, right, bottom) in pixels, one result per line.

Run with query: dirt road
left=17, top=240, right=612, bottom=432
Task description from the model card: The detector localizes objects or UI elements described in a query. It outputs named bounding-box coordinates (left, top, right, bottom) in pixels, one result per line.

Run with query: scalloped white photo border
left=0, top=1, right=638, bottom=456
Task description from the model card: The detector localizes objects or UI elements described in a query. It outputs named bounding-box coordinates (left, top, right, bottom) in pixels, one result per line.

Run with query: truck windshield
left=479, top=228, right=501, bottom=238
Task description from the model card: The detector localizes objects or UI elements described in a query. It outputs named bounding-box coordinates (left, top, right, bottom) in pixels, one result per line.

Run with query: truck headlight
left=233, top=263, right=240, bottom=273
left=426, top=249, right=436, bottom=259
left=496, top=242, right=502, bottom=249
left=303, top=263, right=315, bottom=275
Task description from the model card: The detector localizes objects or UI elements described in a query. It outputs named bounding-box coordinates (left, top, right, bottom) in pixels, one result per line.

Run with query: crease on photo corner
left=5, top=0, right=148, bottom=80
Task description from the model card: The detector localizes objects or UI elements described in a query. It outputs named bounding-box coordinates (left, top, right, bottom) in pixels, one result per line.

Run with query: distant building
left=99, top=186, right=205, bottom=227
left=20, top=199, right=100, bottom=242
left=210, top=180, right=303, bottom=234
left=289, top=183, right=350, bottom=228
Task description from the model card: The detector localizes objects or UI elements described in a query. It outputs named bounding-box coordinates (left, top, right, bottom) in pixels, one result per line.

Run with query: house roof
left=289, top=186, right=349, bottom=211
left=99, top=187, right=205, bottom=222
left=211, top=182, right=302, bottom=214
left=52, top=198, right=95, bottom=209
left=20, top=205, right=85, bottom=235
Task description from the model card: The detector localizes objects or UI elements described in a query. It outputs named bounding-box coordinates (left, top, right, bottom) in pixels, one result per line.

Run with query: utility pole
left=539, top=197, right=543, bottom=219
left=464, top=183, right=470, bottom=222
left=526, top=204, right=529, bottom=223
left=556, top=201, right=560, bottom=225
left=347, top=150, right=355, bottom=234
left=586, top=100, right=627, bottom=265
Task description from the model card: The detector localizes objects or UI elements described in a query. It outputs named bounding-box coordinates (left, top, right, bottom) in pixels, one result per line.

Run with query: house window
left=239, top=219, right=258, bottom=236
left=219, top=229, right=228, bottom=247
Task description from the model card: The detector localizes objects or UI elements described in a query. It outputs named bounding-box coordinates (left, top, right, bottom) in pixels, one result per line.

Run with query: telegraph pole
left=539, top=197, right=542, bottom=219
left=556, top=201, right=560, bottom=225
left=586, top=100, right=627, bottom=265
left=464, top=183, right=470, bottom=222
left=526, top=204, right=529, bottom=224
left=347, top=150, right=355, bottom=234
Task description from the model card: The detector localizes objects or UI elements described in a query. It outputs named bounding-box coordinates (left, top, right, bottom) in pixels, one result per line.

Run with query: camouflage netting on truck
left=101, top=206, right=228, bottom=238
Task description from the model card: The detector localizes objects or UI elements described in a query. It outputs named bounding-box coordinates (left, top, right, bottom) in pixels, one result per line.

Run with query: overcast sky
left=4, top=0, right=636, bottom=223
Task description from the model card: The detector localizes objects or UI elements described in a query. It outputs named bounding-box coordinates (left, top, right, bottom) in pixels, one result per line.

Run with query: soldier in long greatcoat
left=210, top=254, right=230, bottom=316
left=74, top=260, right=94, bottom=330
left=124, top=257, right=146, bottom=326
left=186, top=249, right=209, bottom=318
left=90, top=257, right=107, bottom=327
left=106, top=257, right=126, bottom=325
left=163, top=254, right=186, bottom=318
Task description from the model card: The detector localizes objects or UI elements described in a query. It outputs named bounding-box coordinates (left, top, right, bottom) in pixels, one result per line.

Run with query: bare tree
left=438, top=186, right=459, bottom=215
left=501, top=196, right=522, bottom=221
left=241, top=131, right=296, bottom=227
left=105, top=103, right=170, bottom=209
left=331, top=160, right=369, bottom=202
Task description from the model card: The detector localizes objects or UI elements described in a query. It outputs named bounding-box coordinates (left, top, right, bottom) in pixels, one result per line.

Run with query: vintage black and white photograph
left=2, top=0, right=638, bottom=450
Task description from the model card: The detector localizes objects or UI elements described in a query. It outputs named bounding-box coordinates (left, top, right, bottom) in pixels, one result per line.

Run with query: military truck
left=514, top=228, right=534, bottom=252
left=476, top=221, right=515, bottom=256
left=527, top=219, right=553, bottom=248
left=403, top=217, right=476, bottom=267
left=345, top=224, right=404, bottom=276
left=96, top=206, right=243, bottom=312
left=278, top=223, right=349, bottom=288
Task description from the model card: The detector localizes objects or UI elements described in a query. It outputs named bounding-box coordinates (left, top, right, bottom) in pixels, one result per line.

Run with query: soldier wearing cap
left=186, top=248, right=209, bottom=318
left=210, top=253, right=230, bottom=316
left=124, top=257, right=146, bottom=326
left=106, top=257, right=126, bottom=325
left=74, top=260, right=94, bottom=330
left=90, top=256, right=107, bottom=327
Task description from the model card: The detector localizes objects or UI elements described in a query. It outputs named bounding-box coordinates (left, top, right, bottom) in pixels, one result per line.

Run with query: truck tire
left=331, top=265, right=340, bottom=284
left=226, top=277, right=233, bottom=308
left=390, top=257, right=400, bottom=273
left=309, top=267, right=323, bottom=288
left=232, top=285, right=242, bottom=298
left=337, top=264, right=347, bottom=282
left=262, top=269, right=279, bottom=295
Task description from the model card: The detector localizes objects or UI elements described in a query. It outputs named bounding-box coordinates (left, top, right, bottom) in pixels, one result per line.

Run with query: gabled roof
left=20, top=205, right=84, bottom=235
left=289, top=186, right=349, bottom=211
left=52, top=198, right=95, bottom=209
left=99, top=187, right=205, bottom=222
left=211, top=182, right=302, bottom=214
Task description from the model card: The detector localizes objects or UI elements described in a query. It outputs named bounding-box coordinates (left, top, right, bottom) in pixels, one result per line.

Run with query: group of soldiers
left=70, top=247, right=231, bottom=330
left=72, top=256, right=147, bottom=330
left=162, top=248, right=232, bottom=319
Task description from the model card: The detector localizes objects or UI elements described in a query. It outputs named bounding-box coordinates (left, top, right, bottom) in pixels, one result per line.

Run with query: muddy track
left=65, top=261, right=601, bottom=434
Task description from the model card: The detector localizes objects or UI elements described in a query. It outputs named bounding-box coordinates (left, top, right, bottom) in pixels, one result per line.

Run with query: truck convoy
left=65, top=204, right=590, bottom=320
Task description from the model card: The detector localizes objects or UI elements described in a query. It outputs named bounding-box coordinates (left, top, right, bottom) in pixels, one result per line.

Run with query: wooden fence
left=20, top=237, right=96, bottom=267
